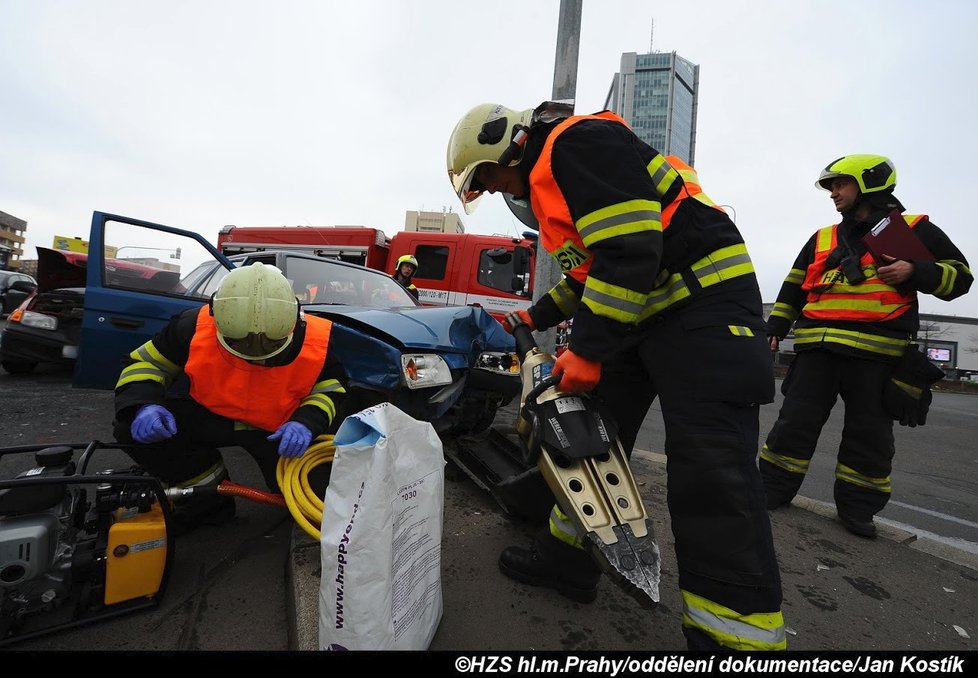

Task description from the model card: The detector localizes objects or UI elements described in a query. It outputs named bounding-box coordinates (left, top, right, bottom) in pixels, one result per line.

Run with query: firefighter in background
left=447, top=102, right=785, bottom=651
left=112, top=262, right=347, bottom=533
left=392, top=254, right=420, bottom=299
left=761, top=155, right=972, bottom=538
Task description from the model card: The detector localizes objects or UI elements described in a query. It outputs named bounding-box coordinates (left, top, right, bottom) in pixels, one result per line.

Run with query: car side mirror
left=487, top=247, right=512, bottom=264
left=512, top=246, right=530, bottom=276
left=10, top=280, right=37, bottom=293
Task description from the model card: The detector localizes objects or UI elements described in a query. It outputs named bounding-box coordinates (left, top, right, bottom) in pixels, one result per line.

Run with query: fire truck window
left=414, top=245, right=448, bottom=281
left=478, top=249, right=516, bottom=292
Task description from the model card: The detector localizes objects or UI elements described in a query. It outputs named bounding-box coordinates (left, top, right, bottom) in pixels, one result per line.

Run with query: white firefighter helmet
left=446, top=103, right=535, bottom=214
left=212, top=262, right=298, bottom=361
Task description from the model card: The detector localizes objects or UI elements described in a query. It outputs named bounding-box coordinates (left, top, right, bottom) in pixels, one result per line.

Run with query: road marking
left=632, top=448, right=665, bottom=464
left=633, top=449, right=978, bottom=555
left=888, top=499, right=978, bottom=529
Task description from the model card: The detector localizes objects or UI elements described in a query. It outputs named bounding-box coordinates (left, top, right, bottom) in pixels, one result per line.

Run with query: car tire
left=1, top=360, right=38, bottom=375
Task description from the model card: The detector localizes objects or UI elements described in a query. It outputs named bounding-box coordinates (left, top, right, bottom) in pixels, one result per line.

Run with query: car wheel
left=1, top=360, right=38, bottom=375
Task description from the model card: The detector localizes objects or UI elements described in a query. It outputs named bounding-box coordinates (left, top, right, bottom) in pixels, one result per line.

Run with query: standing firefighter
left=447, top=102, right=785, bottom=651
left=113, top=262, right=347, bottom=533
left=392, top=254, right=420, bottom=299
left=761, top=155, right=972, bottom=537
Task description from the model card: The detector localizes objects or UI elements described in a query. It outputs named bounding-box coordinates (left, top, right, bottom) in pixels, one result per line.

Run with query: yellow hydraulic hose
left=275, top=434, right=337, bottom=541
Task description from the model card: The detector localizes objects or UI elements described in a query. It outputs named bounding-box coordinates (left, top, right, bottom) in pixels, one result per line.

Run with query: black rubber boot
left=498, top=534, right=602, bottom=603
left=169, top=492, right=236, bottom=537
left=167, top=465, right=236, bottom=537
left=838, top=513, right=877, bottom=539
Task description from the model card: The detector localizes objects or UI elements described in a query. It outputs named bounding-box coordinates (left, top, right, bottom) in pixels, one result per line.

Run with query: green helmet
left=396, top=254, right=418, bottom=274
left=212, top=262, right=298, bottom=361
left=817, top=154, right=896, bottom=194
left=446, top=103, right=535, bottom=214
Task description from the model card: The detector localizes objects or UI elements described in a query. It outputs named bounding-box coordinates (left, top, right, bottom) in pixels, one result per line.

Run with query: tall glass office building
left=604, top=51, right=699, bottom=164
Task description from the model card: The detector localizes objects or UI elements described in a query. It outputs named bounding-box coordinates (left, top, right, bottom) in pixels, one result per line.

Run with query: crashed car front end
left=312, top=303, right=519, bottom=432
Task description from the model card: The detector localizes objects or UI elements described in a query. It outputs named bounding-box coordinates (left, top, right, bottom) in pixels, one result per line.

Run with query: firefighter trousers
left=759, top=349, right=896, bottom=521
left=113, top=397, right=331, bottom=494
left=594, top=297, right=784, bottom=650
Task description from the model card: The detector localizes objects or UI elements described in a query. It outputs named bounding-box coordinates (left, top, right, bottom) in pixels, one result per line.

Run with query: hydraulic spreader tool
left=508, top=314, right=661, bottom=604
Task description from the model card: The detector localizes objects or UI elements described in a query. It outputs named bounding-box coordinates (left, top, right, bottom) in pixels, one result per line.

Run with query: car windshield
left=282, top=255, right=418, bottom=309
left=181, top=254, right=420, bottom=309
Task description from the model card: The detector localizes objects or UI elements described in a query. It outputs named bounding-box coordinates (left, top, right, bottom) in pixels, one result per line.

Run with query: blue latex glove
left=267, top=421, right=313, bottom=458
left=131, top=404, right=178, bottom=444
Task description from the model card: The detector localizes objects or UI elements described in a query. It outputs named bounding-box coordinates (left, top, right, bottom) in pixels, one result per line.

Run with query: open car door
left=75, top=211, right=234, bottom=389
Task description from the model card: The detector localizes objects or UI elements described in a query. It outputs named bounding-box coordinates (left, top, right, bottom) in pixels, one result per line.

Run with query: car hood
left=35, top=247, right=87, bottom=292
left=308, top=303, right=514, bottom=356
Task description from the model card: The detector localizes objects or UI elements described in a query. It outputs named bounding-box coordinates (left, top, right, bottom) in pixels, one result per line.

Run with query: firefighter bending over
left=447, top=101, right=785, bottom=651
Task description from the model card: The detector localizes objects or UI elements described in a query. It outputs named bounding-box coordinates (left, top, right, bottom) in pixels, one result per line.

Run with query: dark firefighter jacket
left=518, top=111, right=758, bottom=361
left=392, top=274, right=419, bottom=299
left=767, top=213, right=972, bottom=360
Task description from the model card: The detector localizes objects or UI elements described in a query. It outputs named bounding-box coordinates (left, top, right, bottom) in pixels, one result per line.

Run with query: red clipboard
left=861, top=210, right=934, bottom=262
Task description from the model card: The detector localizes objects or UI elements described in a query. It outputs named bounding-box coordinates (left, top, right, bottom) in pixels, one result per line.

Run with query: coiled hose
left=275, top=434, right=337, bottom=541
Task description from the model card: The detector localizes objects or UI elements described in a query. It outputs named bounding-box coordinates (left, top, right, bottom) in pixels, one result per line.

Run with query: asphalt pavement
left=2, top=365, right=977, bottom=656
left=289, top=411, right=978, bottom=653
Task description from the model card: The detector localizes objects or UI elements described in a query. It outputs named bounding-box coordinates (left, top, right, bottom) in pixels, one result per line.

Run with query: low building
left=0, top=210, right=27, bottom=270
left=404, top=210, right=464, bottom=234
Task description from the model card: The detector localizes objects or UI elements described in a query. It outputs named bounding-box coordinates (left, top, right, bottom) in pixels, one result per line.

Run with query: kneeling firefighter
left=113, top=262, right=348, bottom=534
left=447, top=101, right=785, bottom=650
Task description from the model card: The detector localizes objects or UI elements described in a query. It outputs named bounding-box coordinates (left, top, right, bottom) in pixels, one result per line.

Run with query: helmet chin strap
left=497, top=127, right=529, bottom=166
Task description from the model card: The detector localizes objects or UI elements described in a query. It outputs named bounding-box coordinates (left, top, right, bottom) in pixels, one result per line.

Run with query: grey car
left=0, top=270, right=37, bottom=317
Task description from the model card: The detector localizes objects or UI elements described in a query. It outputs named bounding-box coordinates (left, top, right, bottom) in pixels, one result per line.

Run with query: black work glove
left=883, top=347, right=945, bottom=427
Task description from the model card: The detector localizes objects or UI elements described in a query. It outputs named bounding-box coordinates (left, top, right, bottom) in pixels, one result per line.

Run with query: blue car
left=56, top=212, right=520, bottom=434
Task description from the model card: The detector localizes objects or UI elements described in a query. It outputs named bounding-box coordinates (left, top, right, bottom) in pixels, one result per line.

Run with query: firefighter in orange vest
left=761, top=155, right=972, bottom=538
left=448, top=102, right=784, bottom=651
left=112, top=262, right=347, bottom=534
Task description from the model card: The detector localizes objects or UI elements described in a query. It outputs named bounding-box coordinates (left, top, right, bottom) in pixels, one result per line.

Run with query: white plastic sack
left=319, top=403, right=445, bottom=650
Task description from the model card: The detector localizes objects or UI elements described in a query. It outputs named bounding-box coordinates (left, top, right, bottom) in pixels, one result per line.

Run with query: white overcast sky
left=2, top=0, right=977, bottom=316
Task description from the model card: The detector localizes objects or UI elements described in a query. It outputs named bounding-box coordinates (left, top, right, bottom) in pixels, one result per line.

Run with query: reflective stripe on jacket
left=185, top=307, right=332, bottom=431
left=800, top=215, right=924, bottom=323
left=528, top=112, right=754, bottom=323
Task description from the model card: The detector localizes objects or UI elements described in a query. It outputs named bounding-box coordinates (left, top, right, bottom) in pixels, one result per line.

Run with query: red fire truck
left=216, top=225, right=536, bottom=323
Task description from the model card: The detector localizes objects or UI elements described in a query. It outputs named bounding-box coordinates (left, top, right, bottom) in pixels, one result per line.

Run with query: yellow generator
left=0, top=442, right=173, bottom=646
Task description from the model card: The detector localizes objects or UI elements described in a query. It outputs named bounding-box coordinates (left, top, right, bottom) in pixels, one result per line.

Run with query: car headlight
left=475, top=351, right=520, bottom=375
left=401, top=354, right=453, bottom=389
left=19, top=311, right=59, bottom=331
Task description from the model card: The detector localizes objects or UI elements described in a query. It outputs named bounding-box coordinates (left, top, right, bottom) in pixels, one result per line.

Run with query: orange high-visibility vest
left=185, top=307, right=332, bottom=431
left=528, top=111, right=718, bottom=283
left=800, top=215, right=926, bottom=323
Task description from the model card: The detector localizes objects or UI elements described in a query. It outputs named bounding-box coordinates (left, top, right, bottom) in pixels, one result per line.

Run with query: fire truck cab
left=217, top=226, right=536, bottom=324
